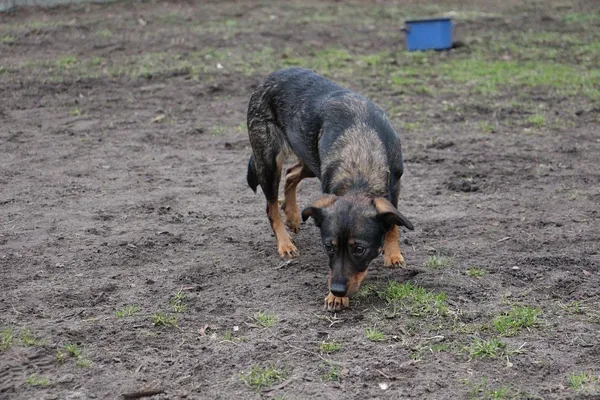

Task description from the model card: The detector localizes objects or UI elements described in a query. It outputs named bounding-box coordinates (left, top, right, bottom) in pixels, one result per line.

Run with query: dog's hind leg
left=383, top=180, right=406, bottom=267
left=248, top=121, right=299, bottom=259
left=282, top=160, right=315, bottom=233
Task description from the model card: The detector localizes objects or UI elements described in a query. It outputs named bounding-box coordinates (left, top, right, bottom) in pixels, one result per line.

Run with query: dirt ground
left=1, top=0, right=599, bottom=399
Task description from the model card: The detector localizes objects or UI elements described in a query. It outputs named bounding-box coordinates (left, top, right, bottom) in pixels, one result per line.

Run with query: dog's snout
left=330, top=282, right=348, bottom=297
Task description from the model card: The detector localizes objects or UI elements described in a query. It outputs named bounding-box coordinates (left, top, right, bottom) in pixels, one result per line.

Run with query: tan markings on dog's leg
left=324, top=293, right=350, bottom=312
left=267, top=200, right=298, bottom=259
left=282, top=162, right=303, bottom=234
left=383, top=225, right=405, bottom=267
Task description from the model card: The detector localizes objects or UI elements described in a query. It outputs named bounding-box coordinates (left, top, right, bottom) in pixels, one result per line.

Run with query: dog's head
left=302, top=194, right=413, bottom=297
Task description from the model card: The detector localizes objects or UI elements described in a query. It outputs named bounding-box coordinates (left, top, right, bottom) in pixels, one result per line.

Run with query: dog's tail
left=247, top=154, right=259, bottom=193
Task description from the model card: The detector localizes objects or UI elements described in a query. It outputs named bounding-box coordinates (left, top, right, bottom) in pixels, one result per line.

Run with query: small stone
left=59, top=374, right=75, bottom=383
left=512, top=266, right=520, bottom=270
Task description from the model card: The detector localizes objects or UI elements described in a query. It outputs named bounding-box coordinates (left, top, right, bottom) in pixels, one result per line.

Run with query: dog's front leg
left=383, top=226, right=406, bottom=267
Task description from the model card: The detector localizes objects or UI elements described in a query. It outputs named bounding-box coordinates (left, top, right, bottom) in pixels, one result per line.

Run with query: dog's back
left=248, top=68, right=403, bottom=198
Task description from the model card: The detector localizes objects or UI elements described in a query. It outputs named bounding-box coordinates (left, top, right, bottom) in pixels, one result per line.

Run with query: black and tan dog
left=246, top=67, right=414, bottom=312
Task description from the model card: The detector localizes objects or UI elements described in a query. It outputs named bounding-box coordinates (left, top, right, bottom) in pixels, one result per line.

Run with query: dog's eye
left=324, top=242, right=335, bottom=253
left=353, top=246, right=366, bottom=256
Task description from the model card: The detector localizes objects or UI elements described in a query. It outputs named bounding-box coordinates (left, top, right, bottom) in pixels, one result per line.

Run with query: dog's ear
left=301, top=195, right=338, bottom=227
left=373, top=197, right=414, bottom=231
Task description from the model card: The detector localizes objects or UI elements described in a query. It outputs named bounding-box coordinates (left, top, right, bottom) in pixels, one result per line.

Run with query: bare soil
left=1, top=0, right=599, bottom=399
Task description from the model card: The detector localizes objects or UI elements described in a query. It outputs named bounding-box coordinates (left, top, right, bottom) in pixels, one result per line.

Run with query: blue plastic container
left=404, top=18, right=453, bottom=51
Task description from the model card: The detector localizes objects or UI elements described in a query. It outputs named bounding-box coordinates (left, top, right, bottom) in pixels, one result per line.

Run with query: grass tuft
left=321, top=363, right=341, bottom=382
left=467, top=267, right=487, bottom=278
left=56, top=55, right=77, bottom=68
left=365, top=327, right=386, bottom=342
left=20, top=328, right=42, bottom=346
left=254, top=311, right=277, bottom=328
left=424, top=255, right=454, bottom=269
left=1, top=35, right=16, bottom=44
left=241, top=365, right=288, bottom=391
left=378, top=281, right=448, bottom=317
left=57, top=343, right=92, bottom=366
left=170, top=290, right=188, bottom=313
left=493, top=306, right=541, bottom=336
left=26, top=374, right=50, bottom=387
left=468, top=337, right=505, bottom=359
left=319, top=341, right=342, bottom=353
left=115, top=304, right=140, bottom=319
left=151, top=312, right=178, bottom=327
left=64, top=343, right=82, bottom=358
left=96, top=29, right=113, bottom=38
left=527, top=114, right=545, bottom=128
left=0, top=328, right=14, bottom=350
left=567, top=371, right=598, bottom=392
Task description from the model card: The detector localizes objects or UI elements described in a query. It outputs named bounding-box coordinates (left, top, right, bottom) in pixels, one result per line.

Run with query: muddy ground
left=1, top=0, right=599, bottom=399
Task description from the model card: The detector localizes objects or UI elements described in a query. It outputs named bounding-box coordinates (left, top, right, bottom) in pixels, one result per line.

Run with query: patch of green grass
left=568, top=372, right=590, bottom=392
left=89, top=56, right=104, bottom=66
left=493, top=306, right=541, bottom=336
left=365, top=327, right=386, bottom=342
left=355, top=283, right=377, bottom=300
left=56, top=55, right=77, bottom=68
left=467, top=267, right=487, bottom=278
left=411, top=342, right=451, bottom=360
left=58, top=343, right=91, bottom=366
left=64, top=343, right=82, bottom=358
left=69, top=107, right=82, bottom=117
left=1, top=35, right=16, bottom=44
left=527, top=113, right=547, bottom=127
left=479, top=121, right=496, bottom=133
left=378, top=281, right=448, bottom=317
left=319, top=341, right=342, bottom=353
left=402, top=122, right=420, bottom=131
left=0, top=328, right=14, bottom=350
left=236, top=122, right=247, bottom=132
left=158, top=12, right=187, bottom=25
left=561, top=12, right=600, bottom=24
left=115, top=304, right=140, bottom=319
left=567, top=371, right=600, bottom=393
left=527, top=114, right=545, bottom=128
left=438, top=58, right=600, bottom=100
left=151, top=312, right=178, bottom=328
left=468, top=337, right=506, bottom=359
left=96, top=29, right=113, bottom=38
left=26, top=374, right=50, bottom=387
left=211, top=126, right=226, bottom=135
left=170, top=290, right=188, bottom=313
left=558, top=300, right=586, bottom=315
left=321, top=363, right=341, bottom=382
left=466, top=377, right=512, bottom=399
left=241, top=365, right=288, bottom=391
left=424, top=254, right=454, bottom=269
left=20, top=328, right=42, bottom=346
left=75, top=358, right=92, bottom=368
left=254, top=311, right=277, bottom=328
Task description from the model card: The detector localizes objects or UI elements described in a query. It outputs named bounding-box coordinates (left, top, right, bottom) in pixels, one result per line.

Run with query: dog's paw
left=324, top=293, right=349, bottom=312
left=284, top=214, right=301, bottom=234
left=383, top=252, right=405, bottom=268
left=282, top=204, right=301, bottom=234
left=278, top=239, right=299, bottom=259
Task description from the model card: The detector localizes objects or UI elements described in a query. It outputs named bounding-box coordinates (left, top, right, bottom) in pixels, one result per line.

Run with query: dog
left=246, top=67, right=414, bottom=312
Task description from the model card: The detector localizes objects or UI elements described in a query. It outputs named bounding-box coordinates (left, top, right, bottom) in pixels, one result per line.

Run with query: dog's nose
left=330, top=282, right=347, bottom=297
